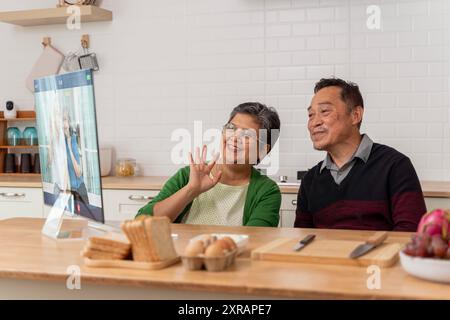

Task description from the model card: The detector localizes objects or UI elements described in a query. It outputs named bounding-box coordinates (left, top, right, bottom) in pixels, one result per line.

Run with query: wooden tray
left=251, top=238, right=402, bottom=268
left=84, top=256, right=180, bottom=270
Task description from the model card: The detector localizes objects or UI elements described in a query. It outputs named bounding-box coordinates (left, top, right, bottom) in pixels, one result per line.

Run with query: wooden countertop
left=0, top=176, right=170, bottom=190
left=418, top=181, right=450, bottom=198
left=279, top=180, right=450, bottom=197
left=0, top=176, right=449, bottom=197
left=101, top=176, right=169, bottom=190
left=0, top=176, right=43, bottom=188
left=0, top=217, right=449, bottom=299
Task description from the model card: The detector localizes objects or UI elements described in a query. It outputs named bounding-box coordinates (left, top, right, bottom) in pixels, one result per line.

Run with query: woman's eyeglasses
left=222, top=122, right=262, bottom=143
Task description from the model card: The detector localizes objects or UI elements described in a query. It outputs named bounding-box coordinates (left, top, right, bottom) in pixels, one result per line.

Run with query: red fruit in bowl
left=431, top=235, right=448, bottom=258
left=403, top=243, right=417, bottom=257
left=416, top=234, right=431, bottom=257
left=417, top=209, right=450, bottom=240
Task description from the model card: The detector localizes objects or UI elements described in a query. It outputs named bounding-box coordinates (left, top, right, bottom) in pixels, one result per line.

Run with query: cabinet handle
left=128, top=195, right=154, bottom=201
left=291, top=200, right=298, bottom=206
left=0, top=192, right=26, bottom=199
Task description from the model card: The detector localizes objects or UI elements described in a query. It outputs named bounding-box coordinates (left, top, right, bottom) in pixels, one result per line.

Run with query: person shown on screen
left=48, top=102, right=70, bottom=196
left=136, top=102, right=282, bottom=227
left=62, top=109, right=90, bottom=210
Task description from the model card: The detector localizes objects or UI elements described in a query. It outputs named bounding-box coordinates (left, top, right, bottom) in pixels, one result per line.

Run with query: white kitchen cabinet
left=102, top=189, right=301, bottom=227
left=4, top=184, right=450, bottom=227
left=425, top=197, right=450, bottom=211
left=279, top=193, right=297, bottom=228
left=102, top=189, right=159, bottom=222
left=0, top=187, right=43, bottom=219
left=43, top=189, right=159, bottom=222
left=106, top=190, right=299, bottom=226
left=277, top=195, right=450, bottom=229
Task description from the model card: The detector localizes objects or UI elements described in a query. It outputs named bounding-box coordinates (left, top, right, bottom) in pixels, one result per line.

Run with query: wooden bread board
left=251, top=238, right=402, bottom=268
left=84, top=256, right=180, bottom=270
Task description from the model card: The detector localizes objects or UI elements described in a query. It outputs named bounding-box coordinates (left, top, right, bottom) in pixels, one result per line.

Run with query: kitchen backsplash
left=0, top=0, right=449, bottom=180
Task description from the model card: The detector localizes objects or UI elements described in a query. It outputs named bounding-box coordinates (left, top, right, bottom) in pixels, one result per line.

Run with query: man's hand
left=186, top=145, right=221, bottom=199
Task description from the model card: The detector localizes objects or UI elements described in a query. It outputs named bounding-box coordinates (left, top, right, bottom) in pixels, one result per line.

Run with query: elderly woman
left=136, top=102, right=281, bottom=227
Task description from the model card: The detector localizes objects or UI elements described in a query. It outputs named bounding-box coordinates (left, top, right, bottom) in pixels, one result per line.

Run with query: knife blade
left=292, top=234, right=316, bottom=252
left=349, top=231, right=388, bottom=259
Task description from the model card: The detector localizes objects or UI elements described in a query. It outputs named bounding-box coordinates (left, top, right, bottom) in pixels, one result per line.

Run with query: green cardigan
left=136, top=166, right=281, bottom=227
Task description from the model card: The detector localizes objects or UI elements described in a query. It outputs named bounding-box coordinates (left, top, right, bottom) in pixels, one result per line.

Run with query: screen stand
left=42, top=191, right=121, bottom=240
left=87, top=220, right=121, bottom=233
left=41, top=192, right=82, bottom=239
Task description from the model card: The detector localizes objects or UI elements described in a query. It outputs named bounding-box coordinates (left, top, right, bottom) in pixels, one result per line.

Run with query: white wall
left=0, top=0, right=449, bottom=181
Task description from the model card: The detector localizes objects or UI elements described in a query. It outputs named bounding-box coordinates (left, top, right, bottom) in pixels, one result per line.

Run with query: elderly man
left=295, top=78, right=426, bottom=231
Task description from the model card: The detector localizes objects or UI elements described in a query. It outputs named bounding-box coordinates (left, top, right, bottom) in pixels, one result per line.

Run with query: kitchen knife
left=349, top=231, right=388, bottom=259
left=292, top=234, right=316, bottom=252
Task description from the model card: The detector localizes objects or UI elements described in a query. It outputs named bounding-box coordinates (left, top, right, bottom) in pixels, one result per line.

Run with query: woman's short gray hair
left=228, top=102, right=281, bottom=153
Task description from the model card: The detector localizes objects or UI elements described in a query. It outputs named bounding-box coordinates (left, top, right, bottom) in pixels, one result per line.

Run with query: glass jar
left=7, top=127, right=22, bottom=146
left=23, top=127, right=38, bottom=146
left=115, top=158, right=136, bottom=177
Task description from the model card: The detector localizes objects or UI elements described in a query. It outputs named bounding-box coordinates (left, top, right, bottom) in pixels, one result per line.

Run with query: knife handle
left=367, top=231, right=388, bottom=245
left=300, top=234, right=316, bottom=245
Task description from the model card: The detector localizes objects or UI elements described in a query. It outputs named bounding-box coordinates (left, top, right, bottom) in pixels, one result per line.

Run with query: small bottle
left=23, top=127, right=38, bottom=146
left=7, top=127, right=22, bottom=146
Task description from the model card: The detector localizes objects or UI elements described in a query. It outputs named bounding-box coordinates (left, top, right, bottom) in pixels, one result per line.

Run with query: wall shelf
left=0, top=5, right=112, bottom=27
left=0, top=118, right=36, bottom=122
left=0, top=146, right=39, bottom=149
left=0, top=111, right=36, bottom=121
left=0, top=173, right=40, bottom=177
left=0, top=110, right=40, bottom=176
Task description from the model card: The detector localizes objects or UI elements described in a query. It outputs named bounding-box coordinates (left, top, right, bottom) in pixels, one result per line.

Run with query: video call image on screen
left=34, top=69, right=104, bottom=223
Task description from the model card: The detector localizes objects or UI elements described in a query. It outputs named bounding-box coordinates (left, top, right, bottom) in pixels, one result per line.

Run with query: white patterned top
left=183, top=182, right=249, bottom=226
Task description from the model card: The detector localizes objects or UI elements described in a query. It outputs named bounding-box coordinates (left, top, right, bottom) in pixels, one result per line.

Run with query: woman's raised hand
left=186, top=145, right=222, bottom=198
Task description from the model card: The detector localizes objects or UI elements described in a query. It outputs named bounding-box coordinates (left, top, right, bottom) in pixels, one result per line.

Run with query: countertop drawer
left=0, top=187, right=43, bottom=219
left=0, top=189, right=31, bottom=202
left=279, top=193, right=297, bottom=228
left=281, top=193, right=298, bottom=210
left=102, top=189, right=159, bottom=222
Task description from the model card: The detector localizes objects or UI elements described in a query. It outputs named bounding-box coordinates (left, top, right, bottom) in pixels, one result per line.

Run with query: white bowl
left=399, top=250, right=450, bottom=284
